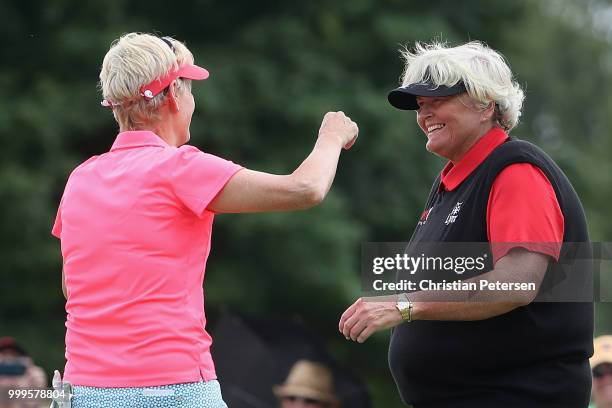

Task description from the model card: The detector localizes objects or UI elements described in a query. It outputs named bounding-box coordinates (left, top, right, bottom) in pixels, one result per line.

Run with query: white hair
left=99, top=33, right=194, bottom=130
left=400, top=41, right=525, bottom=131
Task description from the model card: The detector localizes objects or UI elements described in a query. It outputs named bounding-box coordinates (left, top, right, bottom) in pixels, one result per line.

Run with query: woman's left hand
left=339, top=296, right=404, bottom=343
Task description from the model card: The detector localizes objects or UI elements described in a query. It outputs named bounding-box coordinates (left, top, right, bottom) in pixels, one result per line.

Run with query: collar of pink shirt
left=110, top=130, right=170, bottom=152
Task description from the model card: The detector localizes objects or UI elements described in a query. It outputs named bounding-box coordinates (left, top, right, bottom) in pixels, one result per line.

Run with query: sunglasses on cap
left=282, top=396, right=328, bottom=406
left=593, top=363, right=612, bottom=379
left=159, top=36, right=175, bottom=52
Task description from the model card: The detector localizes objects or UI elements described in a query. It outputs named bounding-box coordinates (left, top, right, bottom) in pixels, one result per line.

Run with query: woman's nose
left=417, top=107, right=433, bottom=119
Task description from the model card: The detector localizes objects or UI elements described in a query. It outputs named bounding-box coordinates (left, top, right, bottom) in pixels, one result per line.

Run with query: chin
left=425, top=140, right=443, bottom=156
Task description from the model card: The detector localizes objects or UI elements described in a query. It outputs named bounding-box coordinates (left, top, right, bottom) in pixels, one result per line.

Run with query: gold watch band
left=397, top=293, right=413, bottom=322
left=399, top=305, right=411, bottom=321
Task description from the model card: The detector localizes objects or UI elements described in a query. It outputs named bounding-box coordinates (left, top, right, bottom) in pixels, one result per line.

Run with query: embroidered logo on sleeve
left=445, top=202, right=463, bottom=225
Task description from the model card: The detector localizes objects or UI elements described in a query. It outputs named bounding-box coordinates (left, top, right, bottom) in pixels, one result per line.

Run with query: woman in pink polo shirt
left=51, top=32, right=358, bottom=408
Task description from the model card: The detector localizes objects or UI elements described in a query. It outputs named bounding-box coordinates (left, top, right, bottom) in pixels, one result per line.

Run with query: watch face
left=397, top=301, right=410, bottom=310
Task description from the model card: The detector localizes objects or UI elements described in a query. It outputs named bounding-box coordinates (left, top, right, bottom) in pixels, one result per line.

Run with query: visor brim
left=177, top=63, right=210, bottom=81
left=388, top=82, right=466, bottom=110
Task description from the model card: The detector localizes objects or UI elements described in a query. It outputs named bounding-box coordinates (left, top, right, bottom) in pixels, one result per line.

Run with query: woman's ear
left=481, top=101, right=495, bottom=122
left=167, top=80, right=180, bottom=112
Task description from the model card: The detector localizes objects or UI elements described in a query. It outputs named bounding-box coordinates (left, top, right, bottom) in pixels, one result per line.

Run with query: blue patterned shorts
left=71, top=379, right=227, bottom=408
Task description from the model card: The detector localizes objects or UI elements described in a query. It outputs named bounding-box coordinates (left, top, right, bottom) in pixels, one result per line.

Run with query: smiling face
left=416, top=94, right=493, bottom=162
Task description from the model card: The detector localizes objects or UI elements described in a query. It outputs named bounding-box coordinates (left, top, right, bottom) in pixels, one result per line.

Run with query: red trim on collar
left=110, top=131, right=170, bottom=152
left=439, top=127, right=509, bottom=191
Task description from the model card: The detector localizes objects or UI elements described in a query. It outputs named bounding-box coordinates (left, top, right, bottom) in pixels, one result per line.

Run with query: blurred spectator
left=591, top=335, right=612, bottom=408
left=0, top=337, right=47, bottom=408
left=273, top=360, right=340, bottom=408
left=212, top=313, right=370, bottom=407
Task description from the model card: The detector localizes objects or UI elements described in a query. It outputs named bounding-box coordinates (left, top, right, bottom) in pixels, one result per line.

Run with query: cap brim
left=388, top=82, right=466, bottom=110
left=177, top=63, right=210, bottom=81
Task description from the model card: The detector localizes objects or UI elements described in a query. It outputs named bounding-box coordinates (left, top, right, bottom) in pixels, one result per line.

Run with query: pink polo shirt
left=52, top=131, right=242, bottom=387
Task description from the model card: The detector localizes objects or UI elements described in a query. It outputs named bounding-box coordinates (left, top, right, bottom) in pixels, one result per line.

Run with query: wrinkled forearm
left=408, top=249, right=548, bottom=321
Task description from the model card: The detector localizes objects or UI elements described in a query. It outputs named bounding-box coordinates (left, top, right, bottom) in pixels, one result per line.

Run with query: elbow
left=302, top=184, right=326, bottom=209
left=518, top=292, right=537, bottom=307
left=293, top=178, right=326, bottom=209
left=509, top=291, right=537, bottom=308
left=310, top=185, right=327, bottom=207
left=516, top=278, right=543, bottom=306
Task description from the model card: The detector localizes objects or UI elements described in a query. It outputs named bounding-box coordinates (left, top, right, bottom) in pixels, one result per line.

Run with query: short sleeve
left=51, top=195, right=64, bottom=238
left=487, top=163, right=564, bottom=263
left=168, top=146, right=243, bottom=217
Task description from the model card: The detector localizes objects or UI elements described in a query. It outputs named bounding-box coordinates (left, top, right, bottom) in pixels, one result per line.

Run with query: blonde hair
left=99, top=33, right=194, bottom=130
left=400, top=41, right=524, bottom=131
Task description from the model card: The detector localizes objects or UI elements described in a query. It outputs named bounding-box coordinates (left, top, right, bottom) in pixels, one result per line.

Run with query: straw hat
left=273, top=360, right=340, bottom=406
left=591, top=335, right=612, bottom=368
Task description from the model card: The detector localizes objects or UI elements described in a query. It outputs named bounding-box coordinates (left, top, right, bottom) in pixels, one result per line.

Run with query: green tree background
left=2, top=0, right=611, bottom=406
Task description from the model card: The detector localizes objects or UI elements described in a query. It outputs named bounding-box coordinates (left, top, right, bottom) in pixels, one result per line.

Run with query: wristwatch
left=396, top=293, right=413, bottom=322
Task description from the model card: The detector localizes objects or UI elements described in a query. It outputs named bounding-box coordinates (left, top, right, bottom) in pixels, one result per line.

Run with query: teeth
left=427, top=124, right=445, bottom=133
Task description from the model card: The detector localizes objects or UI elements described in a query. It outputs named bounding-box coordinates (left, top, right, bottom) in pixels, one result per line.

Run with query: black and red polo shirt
left=423, top=127, right=564, bottom=262
left=389, top=127, right=593, bottom=408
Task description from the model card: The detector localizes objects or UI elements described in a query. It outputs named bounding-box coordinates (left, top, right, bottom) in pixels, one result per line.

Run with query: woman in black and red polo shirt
left=339, top=41, right=592, bottom=408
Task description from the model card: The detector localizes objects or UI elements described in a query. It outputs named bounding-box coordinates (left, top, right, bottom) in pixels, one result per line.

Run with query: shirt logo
left=418, top=206, right=433, bottom=226
left=445, top=202, right=463, bottom=225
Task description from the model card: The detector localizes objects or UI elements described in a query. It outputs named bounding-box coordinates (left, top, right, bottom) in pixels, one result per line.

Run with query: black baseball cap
left=388, top=82, right=466, bottom=110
